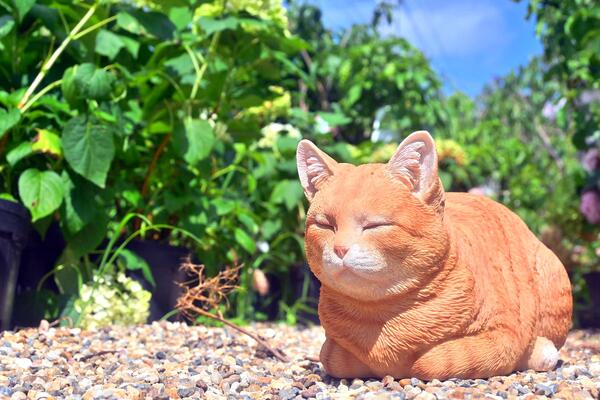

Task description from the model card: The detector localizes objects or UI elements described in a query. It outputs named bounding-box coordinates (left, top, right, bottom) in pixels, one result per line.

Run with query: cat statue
left=296, top=131, right=572, bottom=379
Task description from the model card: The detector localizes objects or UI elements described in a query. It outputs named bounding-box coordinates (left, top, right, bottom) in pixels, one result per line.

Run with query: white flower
left=314, top=115, right=331, bottom=134
left=257, top=241, right=270, bottom=253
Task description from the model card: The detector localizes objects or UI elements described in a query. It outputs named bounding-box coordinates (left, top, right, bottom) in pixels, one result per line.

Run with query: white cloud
left=380, top=0, right=511, bottom=58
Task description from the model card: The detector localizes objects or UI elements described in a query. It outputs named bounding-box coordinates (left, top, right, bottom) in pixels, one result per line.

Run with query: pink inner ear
left=389, top=141, right=426, bottom=192
left=306, top=156, right=326, bottom=186
left=297, top=140, right=335, bottom=198
left=306, top=156, right=329, bottom=187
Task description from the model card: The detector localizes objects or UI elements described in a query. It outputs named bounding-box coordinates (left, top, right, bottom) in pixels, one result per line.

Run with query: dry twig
left=176, top=260, right=289, bottom=362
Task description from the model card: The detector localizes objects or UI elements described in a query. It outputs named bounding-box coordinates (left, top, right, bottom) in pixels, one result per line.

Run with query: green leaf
left=198, top=16, right=239, bottom=35
left=0, top=193, right=16, bottom=202
left=169, top=6, right=192, bottom=31
left=116, top=11, right=144, bottom=35
left=211, top=198, right=236, bottom=216
left=13, top=0, right=36, bottom=22
left=165, top=53, right=194, bottom=76
left=261, top=220, right=281, bottom=240
left=319, top=111, right=351, bottom=127
left=119, top=34, right=140, bottom=58
left=270, top=180, right=303, bottom=211
left=126, top=9, right=175, bottom=40
left=0, top=16, right=15, bottom=47
left=345, top=85, right=362, bottom=106
left=0, top=107, right=20, bottom=139
left=63, top=215, right=107, bottom=259
left=173, top=118, right=215, bottom=164
left=95, top=29, right=124, bottom=59
left=61, top=172, right=97, bottom=235
left=234, top=228, right=256, bottom=253
left=54, top=264, right=81, bottom=296
left=95, top=29, right=139, bottom=59
left=62, top=115, right=115, bottom=188
left=238, top=212, right=258, bottom=235
left=32, top=129, right=62, bottom=157
left=61, top=64, right=115, bottom=107
left=118, top=249, right=155, bottom=287
left=6, top=141, right=33, bottom=166
left=18, top=168, right=64, bottom=221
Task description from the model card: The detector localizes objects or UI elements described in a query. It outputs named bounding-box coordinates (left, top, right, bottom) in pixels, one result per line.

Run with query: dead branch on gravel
left=176, top=260, right=289, bottom=362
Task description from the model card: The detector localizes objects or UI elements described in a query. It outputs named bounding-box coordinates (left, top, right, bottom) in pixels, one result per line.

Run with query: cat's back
left=444, top=192, right=532, bottom=236
left=443, top=191, right=571, bottom=347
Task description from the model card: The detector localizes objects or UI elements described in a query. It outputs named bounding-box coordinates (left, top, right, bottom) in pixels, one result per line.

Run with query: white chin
left=324, top=262, right=384, bottom=282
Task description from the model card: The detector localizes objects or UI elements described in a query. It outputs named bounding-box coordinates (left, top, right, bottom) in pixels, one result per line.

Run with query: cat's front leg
left=320, top=337, right=374, bottom=378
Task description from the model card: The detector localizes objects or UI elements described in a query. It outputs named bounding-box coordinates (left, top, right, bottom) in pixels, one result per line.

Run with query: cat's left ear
left=387, top=131, right=445, bottom=213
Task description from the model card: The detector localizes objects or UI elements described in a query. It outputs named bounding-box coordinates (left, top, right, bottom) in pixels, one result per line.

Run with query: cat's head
left=296, top=131, right=449, bottom=301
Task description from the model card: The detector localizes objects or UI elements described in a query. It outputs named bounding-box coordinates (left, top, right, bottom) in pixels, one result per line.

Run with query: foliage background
left=0, top=0, right=598, bottom=326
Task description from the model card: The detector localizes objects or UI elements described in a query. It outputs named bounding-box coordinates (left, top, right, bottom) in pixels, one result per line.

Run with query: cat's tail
left=534, top=242, right=573, bottom=349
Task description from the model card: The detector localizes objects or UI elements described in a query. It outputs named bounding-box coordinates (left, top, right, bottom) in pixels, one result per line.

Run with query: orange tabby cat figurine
left=296, top=131, right=572, bottom=380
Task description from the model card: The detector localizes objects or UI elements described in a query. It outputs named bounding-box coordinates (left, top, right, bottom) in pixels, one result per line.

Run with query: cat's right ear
left=296, top=139, right=337, bottom=201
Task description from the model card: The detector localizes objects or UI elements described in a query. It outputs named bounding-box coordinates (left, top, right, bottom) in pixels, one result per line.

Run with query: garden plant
left=0, top=0, right=598, bottom=329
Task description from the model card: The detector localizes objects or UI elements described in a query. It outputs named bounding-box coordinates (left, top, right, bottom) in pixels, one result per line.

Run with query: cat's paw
left=526, top=336, right=559, bottom=371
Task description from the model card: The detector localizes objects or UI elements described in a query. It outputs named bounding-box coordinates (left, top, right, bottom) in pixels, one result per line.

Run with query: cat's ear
left=387, top=131, right=445, bottom=212
left=296, top=139, right=337, bottom=201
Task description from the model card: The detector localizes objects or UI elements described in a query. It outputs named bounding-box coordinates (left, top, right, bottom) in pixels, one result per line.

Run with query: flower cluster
left=195, top=0, right=288, bottom=30
left=74, top=272, right=151, bottom=330
left=257, top=122, right=301, bottom=149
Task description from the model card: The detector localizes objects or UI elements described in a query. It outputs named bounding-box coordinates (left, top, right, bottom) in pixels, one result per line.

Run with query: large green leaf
left=61, top=64, right=115, bottom=107
left=13, top=0, right=36, bottom=22
left=270, top=179, right=304, bottom=211
left=0, top=107, right=20, bottom=139
left=173, top=118, right=215, bottom=164
left=18, top=168, right=64, bottom=221
left=62, top=115, right=115, bottom=188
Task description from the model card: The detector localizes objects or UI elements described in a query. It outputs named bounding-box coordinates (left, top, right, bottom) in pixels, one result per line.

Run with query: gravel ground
left=0, top=322, right=598, bottom=399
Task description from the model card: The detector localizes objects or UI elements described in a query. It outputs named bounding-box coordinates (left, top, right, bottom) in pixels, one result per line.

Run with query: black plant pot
left=126, top=239, right=193, bottom=322
left=580, top=271, right=600, bottom=328
left=0, top=199, right=32, bottom=330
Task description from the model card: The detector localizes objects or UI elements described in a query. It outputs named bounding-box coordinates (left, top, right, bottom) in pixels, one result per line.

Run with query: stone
left=279, top=387, right=300, bottom=400
left=177, top=387, right=196, bottom=397
left=404, top=385, right=421, bottom=400
left=14, top=358, right=32, bottom=369
left=414, top=392, right=436, bottom=400
left=382, top=375, right=395, bottom=386
left=301, top=386, right=320, bottom=398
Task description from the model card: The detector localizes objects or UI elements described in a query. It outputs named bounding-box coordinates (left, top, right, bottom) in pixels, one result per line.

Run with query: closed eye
left=315, top=221, right=335, bottom=230
left=313, top=215, right=335, bottom=230
left=363, top=222, right=393, bottom=230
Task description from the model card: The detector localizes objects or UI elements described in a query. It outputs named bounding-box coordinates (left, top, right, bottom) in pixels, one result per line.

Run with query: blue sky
left=306, top=0, right=543, bottom=97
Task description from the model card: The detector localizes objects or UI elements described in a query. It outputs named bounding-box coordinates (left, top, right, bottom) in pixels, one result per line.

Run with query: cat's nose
left=334, top=245, right=349, bottom=258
